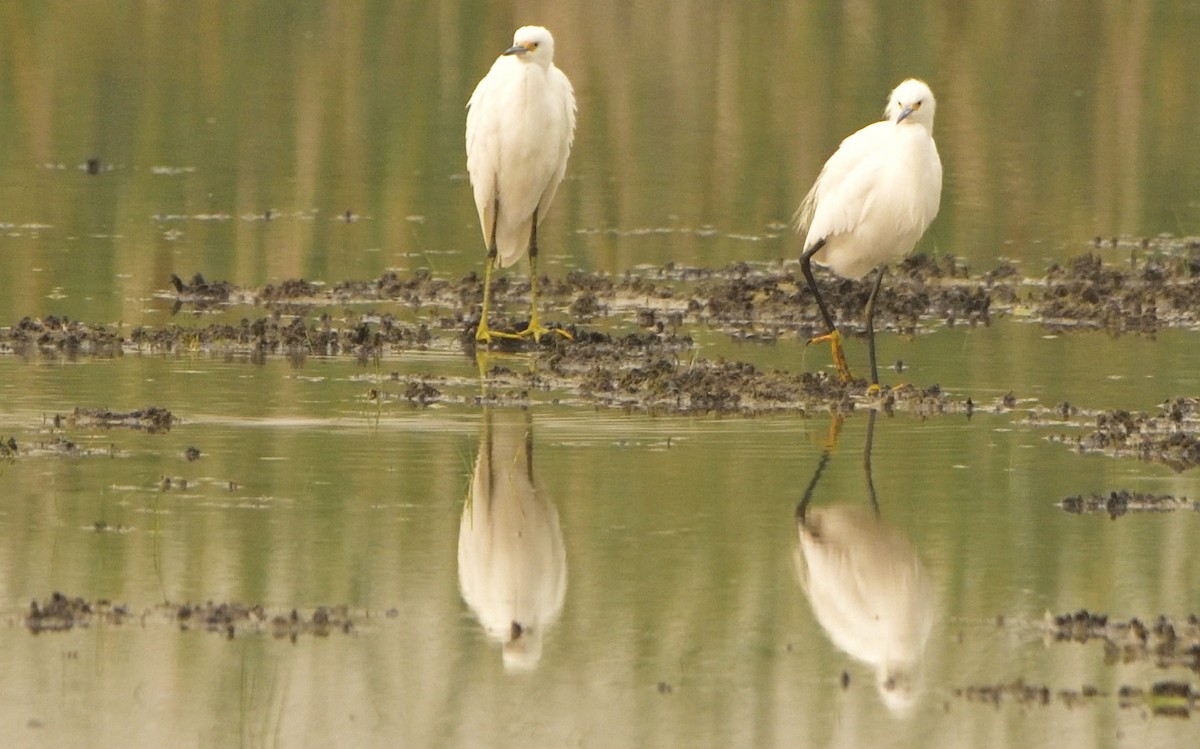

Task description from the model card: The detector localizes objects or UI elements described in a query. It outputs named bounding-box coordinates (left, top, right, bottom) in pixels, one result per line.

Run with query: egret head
left=504, top=25, right=556, bottom=67
left=501, top=620, right=544, bottom=672
left=886, top=79, right=936, bottom=130
left=877, top=661, right=923, bottom=715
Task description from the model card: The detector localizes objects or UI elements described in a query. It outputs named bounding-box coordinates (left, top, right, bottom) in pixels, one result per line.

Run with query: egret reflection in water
left=793, top=411, right=935, bottom=713
left=458, top=408, right=567, bottom=671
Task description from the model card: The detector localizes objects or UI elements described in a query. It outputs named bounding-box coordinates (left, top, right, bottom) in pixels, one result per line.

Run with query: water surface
left=1, top=2, right=1200, bottom=747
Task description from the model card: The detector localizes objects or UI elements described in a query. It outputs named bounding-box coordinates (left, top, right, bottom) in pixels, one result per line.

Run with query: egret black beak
left=503, top=43, right=529, bottom=56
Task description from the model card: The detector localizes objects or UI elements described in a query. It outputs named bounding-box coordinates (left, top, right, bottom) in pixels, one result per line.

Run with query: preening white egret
left=796, top=78, right=943, bottom=384
left=466, top=25, right=576, bottom=344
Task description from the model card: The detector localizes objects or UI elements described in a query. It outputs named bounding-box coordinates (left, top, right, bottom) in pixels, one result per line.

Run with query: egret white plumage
left=458, top=410, right=566, bottom=671
left=796, top=78, right=942, bottom=384
left=794, top=503, right=935, bottom=713
left=466, top=25, right=576, bottom=344
left=794, top=411, right=935, bottom=714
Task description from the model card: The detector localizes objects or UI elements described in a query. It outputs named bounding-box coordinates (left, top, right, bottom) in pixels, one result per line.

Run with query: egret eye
left=528, top=41, right=539, bottom=50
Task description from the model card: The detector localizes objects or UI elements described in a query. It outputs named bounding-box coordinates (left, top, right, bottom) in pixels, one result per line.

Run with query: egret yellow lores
left=466, top=25, right=577, bottom=344
left=796, top=78, right=942, bottom=384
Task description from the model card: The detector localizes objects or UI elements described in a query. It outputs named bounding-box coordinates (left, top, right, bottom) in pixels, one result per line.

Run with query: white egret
left=794, top=411, right=935, bottom=714
left=796, top=78, right=942, bottom=384
left=466, top=25, right=576, bottom=344
left=458, top=409, right=566, bottom=671
left=794, top=502, right=935, bottom=713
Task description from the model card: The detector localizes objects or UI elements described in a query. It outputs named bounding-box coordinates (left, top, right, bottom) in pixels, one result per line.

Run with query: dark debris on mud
left=26, top=592, right=128, bottom=633
left=0, top=315, right=125, bottom=357
left=173, top=601, right=354, bottom=641
left=691, top=253, right=996, bottom=340
left=129, top=311, right=439, bottom=361
left=1060, top=490, right=1198, bottom=518
left=1045, top=610, right=1200, bottom=674
left=59, top=406, right=174, bottom=434
left=953, top=608, right=1200, bottom=716
left=4, top=249, right=1200, bottom=421
left=169, top=273, right=239, bottom=307
left=1119, top=682, right=1200, bottom=719
left=3, top=248, right=1197, bottom=365
left=1039, top=251, right=1200, bottom=333
left=473, top=329, right=963, bottom=416
left=149, top=248, right=1200, bottom=336
left=955, top=679, right=1101, bottom=710
left=23, top=592, right=355, bottom=640
left=955, top=678, right=1200, bottom=718
left=1049, top=398, right=1200, bottom=472
left=12, top=436, right=118, bottom=459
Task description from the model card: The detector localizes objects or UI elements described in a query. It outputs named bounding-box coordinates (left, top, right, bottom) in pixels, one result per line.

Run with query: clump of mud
left=1060, top=490, right=1198, bottom=518
left=1039, top=251, right=1200, bottom=333
left=22, top=592, right=356, bottom=640
left=466, top=329, right=962, bottom=416
left=955, top=679, right=1099, bottom=709
left=26, top=592, right=128, bottom=633
left=690, top=253, right=997, bottom=341
left=173, top=601, right=354, bottom=641
left=60, top=406, right=174, bottom=433
left=129, top=312, right=438, bottom=361
left=0, top=316, right=124, bottom=357
left=169, top=273, right=239, bottom=307
left=953, top=607, right=1200, bottom=716
left=954, top=678, right=1200, bottom=717
left=1045, top=610, right=1200, bottom=673
left=6, top=248, right=1200, bottom=366
left=1119, top=682, right=1200, bottom=719
left=151, top=248, right=1200, bottom=340
left=14, top=436, right=117, bottom=458
left=1051, top=398, right=1200, bottom=472
left=6, top=250, right=1200, bottom=421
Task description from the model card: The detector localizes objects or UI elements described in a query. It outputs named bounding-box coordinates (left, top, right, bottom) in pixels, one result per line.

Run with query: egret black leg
left=518, top=206, right=571, bottom=342
left=800, top=238, right=837, bottom=333
left=863, top=409, right=879, bottom=515
left=863, top=265, right=887, bottom=386
left=800, top=238, right=853, bottom=382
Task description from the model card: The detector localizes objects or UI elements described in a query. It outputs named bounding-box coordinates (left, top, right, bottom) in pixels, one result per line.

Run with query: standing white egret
left=794, top=411, right=936, bottom=714
left=466, top=25, right=576, bottom=344
left=796, top=78, right=942, bottom=384
left=458, top=409, right=566, bottom=671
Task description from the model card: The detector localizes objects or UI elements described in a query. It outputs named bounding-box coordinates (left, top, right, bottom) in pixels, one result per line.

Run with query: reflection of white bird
left=796, top=79, right=942, bottom=384
left=794, top=504, right=934, bottom=714
left=458, top=410, right=566, bottom=671
left=466, top=25, right=576, bottom=344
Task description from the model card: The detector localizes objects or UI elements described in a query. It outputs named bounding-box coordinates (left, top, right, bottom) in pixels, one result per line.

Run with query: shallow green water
left=2, top=2, right=1200, bottom=748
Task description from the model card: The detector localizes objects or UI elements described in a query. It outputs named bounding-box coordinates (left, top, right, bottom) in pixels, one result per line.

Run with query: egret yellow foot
left=516, top=306, right=572, bottom=343
left=808, top=329, right=854, bottom=383
left=823, top=414, right=844, bottom=450
left=517, top=321, right=572, bottom=343
left=475, top=321, right=522, bottom=345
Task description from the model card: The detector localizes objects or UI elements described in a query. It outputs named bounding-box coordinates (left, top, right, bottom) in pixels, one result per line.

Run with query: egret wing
left=796, top=121, right=893, bottom=250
